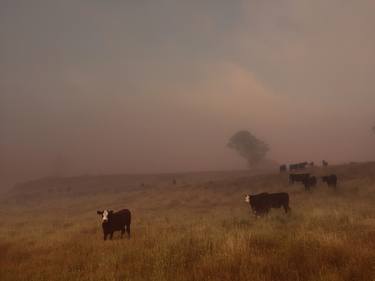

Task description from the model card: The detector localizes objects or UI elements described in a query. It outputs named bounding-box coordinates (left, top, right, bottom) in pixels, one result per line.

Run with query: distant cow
left=289, top=162, right=308, bottom=171
left=279, top=164, right=287, bottom=173
left=289, top=163, right=298, bottom=171
left=322, top=160, right=328, bottom=167
left=289, top=173, right=310, bottom=185
left=245, top=192, right=290, bottom=216
left=97, top=209, right=131, bottom=240
left=321, top=174, right=337, bottom=188
left=302, top=176, right=317, bottom=191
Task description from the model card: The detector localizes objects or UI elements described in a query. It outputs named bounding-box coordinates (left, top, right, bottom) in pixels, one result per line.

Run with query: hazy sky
left=1, top=0, right=375, bottom=181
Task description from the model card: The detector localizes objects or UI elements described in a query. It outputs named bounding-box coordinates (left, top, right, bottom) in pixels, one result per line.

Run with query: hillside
left=1, top=162, right=375, bottom=281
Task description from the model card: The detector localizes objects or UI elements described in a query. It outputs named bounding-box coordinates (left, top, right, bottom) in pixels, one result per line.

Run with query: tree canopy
left=227, top=130, right=269, bottom=167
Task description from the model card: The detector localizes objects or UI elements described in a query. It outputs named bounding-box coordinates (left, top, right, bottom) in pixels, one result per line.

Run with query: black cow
left=321, top=174, right=337, bottom=188
left=280, top=164, right=287, bottom=173
left=289, top=162, right=308, bottom=171
left=245, top=192, right=290, bottom=216
left=322, top=160, right=328, bottom=167
left=302, top=176, right=317, bottom=191
left=289, top=163, right=297, bottom=171
left=97, top=209, right=131, bottom=240
left=289, top=173, right=310, bottom=185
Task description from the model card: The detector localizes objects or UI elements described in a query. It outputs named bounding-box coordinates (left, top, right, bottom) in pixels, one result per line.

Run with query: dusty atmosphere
left=1, top=1, right=375, bottom=187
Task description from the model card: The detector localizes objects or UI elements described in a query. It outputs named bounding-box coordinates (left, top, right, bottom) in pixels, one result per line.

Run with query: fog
left=1, top=0, right=375, bottom=185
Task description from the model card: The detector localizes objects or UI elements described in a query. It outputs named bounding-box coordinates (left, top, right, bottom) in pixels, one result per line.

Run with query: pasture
left=1, top=163, right=375, bottom=281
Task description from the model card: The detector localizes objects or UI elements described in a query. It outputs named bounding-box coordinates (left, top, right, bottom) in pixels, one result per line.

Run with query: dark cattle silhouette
left=322, top=174, right=337, bottom=188
left=280, top=164, right=287, bottom=173
left=322, top=160, right=329, bottom=167
left=289, top=173, right=310, bottom=185
left=302, top=176, right=317, bottom=191
left=97, top=209, right=131, bottom=240
left=245, top=192, right=290, bottom=216
left=289, top=164, right=296, bottom=171
left=289, top=162, right=308, bottom=171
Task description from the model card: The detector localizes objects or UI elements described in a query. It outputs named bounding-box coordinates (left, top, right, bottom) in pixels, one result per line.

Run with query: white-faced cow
left=245, top=193, right=290, bottom=216
left=97, top=209, right=131, bottom=240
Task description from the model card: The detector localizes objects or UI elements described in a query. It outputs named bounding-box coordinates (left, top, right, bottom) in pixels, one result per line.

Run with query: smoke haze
left=1, top=0, right=375, bottom=184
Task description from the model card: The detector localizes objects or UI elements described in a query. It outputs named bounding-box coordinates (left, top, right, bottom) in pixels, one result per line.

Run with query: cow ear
left=97, top=210, right=103, bottom=215
left=109, top=210, right=114, bottom=214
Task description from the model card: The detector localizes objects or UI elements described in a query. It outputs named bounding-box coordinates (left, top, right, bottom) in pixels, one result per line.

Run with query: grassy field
left=1, top=163, right=375, bottom=281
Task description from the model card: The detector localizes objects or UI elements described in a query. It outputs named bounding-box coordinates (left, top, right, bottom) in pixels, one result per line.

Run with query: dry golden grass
left=1, top=163, right=375, bottom=281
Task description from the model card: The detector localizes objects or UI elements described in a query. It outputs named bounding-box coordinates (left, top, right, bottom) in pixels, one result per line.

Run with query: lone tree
left=227, top=130, right=269, bottom=167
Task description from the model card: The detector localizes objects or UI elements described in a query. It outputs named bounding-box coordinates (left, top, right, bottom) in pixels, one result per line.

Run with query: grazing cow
left=302, top=176, right=317, bottom=191
left=321, top=174, right=337, bottom=188
left=97, top=209, right=131, bottom=240
left=289, top=163, right=298, bottom=171
left=245, top=192, right=290, bottom=216
left=289, top=173, right=310, bottom=185
left=280, top=164, right=287, bottom=173
left=289, top=162, right=308, bottom=171
left=322, top=160, right=328, bottom=167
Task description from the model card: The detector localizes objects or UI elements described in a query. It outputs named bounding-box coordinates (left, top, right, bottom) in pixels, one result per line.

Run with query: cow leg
left=121, top=228, right=125, bottom=239
left=103, top=233, right=107, bottom=241
left=255, top=208, right=263, bottom=217
left=283, top=204, right=290, bottom=213
left=126, top=224, right=131, bottom=239
left=110, top=232, right=114, bottom=240
left=263, top=208, right=270, bottom=216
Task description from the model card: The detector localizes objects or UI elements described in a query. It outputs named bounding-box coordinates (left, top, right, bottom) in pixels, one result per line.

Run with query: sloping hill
left=1, top=162, right=375, bottom=281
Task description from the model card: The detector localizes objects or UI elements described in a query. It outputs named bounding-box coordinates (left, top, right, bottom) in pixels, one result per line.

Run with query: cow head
left=245, top=194, right=260, bottom=214
left=97, top=209, right=113, bottom=223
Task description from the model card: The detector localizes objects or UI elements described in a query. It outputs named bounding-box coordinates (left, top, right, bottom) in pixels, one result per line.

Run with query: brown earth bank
left=1, top=162, right=375, bottom=281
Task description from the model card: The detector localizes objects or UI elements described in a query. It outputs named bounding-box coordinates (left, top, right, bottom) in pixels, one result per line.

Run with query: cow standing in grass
left=280, top=164, right=287, bottom=173
left=289, top=162, right=308, bottom=171
left=302, top=176, right=317, bottom=191
left=289, top=173, right=310, bottom=185
left=245, top=192, right=290, bottom=216
left=321, top=174, right=338, bottom=188
left=97, top=209, right=131, bottom=240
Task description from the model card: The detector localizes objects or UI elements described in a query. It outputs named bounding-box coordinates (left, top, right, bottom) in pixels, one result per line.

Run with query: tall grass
left=1, top=163, right=375, bottom=281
